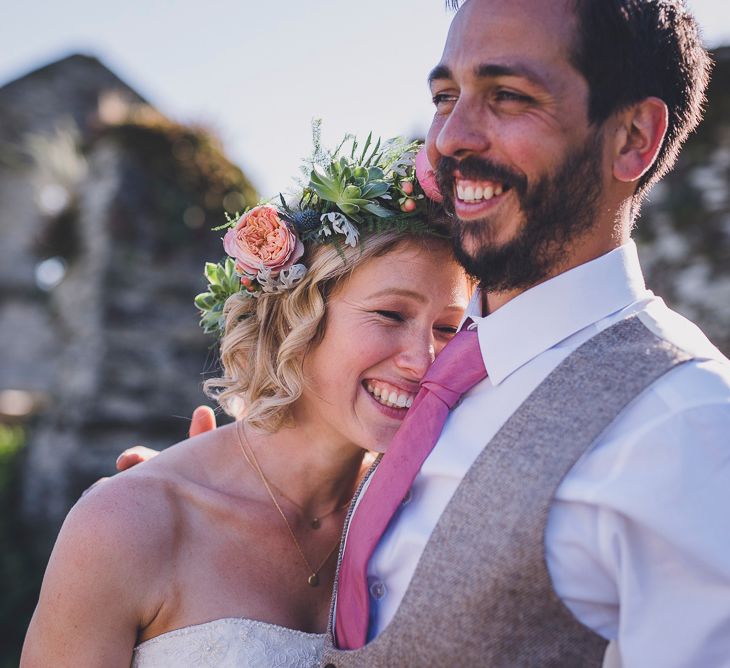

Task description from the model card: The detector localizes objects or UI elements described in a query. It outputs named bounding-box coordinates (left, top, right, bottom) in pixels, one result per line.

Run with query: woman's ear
left=611, top=97, right=668, bottom=183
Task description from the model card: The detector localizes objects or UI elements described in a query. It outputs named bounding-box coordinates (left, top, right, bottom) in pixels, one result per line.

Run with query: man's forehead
left=454, top=0, right=575, bottom=22
left=446, top=0, right=577, bottom=50
left=442, top=0, right=578, bottom=65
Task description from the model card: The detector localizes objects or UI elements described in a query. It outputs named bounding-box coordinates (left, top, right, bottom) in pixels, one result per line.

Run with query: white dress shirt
left=346, top=242, right=730, bottom=667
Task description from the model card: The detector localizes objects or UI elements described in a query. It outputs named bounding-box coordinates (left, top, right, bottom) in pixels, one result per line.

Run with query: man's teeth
left=456, top=182, right=504, bottom=202
left=366, top=383, right=415, bottom=409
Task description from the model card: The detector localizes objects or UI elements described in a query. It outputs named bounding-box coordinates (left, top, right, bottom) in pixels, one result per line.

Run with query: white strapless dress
left=131, top=618, right=324, bottom=667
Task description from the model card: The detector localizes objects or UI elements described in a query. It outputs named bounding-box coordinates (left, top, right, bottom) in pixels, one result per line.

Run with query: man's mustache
left=435, top=156, right=528, bottom=202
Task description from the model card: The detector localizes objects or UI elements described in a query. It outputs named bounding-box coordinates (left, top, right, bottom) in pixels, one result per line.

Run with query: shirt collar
left=463, top=241, right=649, bottom=385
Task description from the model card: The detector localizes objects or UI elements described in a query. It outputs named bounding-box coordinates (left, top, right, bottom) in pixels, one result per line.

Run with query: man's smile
left=455, top=178, right=506, bottom=202
left=452, top=177, right=513, bottom=220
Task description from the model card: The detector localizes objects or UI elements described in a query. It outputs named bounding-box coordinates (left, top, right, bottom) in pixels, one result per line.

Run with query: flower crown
left=195, top=125, right=443, bottom=335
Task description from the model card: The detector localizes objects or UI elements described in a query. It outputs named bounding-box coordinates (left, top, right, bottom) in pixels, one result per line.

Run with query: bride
left=21, top=134, right=470, bottom=666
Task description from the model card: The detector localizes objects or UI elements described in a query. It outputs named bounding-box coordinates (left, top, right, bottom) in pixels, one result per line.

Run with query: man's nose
left=435, top=99, right=492, bottom=161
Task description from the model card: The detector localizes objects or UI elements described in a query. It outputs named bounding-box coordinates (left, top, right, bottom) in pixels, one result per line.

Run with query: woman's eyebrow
left=366, top=288, right=428, bottom=303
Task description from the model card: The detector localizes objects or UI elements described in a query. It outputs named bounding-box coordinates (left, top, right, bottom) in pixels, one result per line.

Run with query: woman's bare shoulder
left=21, top=456, right=188, bottom=666
left=72, top=464, right=179, bottom=550
left=63, top=423, right=237, bottom=574
left=76, top=424, right=236, bottom=539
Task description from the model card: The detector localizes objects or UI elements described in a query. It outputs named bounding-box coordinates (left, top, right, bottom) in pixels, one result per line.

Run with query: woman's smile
left=364, top=379, right=417, bottom=410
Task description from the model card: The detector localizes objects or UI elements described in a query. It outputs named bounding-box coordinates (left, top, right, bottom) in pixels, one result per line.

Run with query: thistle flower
left=292, top=208, right=322, bottom=233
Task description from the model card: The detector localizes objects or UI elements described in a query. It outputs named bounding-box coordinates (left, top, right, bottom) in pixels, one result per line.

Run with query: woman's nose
left=394, top=333, right=435, bottom=380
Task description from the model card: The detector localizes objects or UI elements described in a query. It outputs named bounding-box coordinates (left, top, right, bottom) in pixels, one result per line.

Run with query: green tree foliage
left=0, top=426, right=42, bottom=668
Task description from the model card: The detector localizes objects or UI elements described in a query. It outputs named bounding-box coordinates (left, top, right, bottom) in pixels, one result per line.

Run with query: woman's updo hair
left=204, top=226, right=452, bottom=432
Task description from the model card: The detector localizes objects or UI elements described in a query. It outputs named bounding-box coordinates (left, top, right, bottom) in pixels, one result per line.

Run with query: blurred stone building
left=0, top=48, right=729, bottom=552
left=0, top=54, right=257, bottom=550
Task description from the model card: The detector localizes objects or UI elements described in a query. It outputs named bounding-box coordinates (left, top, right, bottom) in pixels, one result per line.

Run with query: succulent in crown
left=195, top=123, right=438, bottom=336
left=307, top=154, right=393, bottom=218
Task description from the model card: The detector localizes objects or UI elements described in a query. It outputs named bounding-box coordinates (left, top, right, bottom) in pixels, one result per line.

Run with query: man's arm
left=548, top=364, right=730, bottom=666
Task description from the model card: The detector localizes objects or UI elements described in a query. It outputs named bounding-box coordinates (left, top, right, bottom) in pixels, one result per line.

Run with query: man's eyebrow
left=475, top=63, right=548, bottom=88
left=428, top=62, right=549, bottom=89
left=428, top=64, right=452, bottom=84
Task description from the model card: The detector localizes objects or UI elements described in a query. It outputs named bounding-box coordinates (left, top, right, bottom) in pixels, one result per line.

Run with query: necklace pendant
left=308, top=573, right=320, bottom=587
left=310, top=517, right=320, bottom=529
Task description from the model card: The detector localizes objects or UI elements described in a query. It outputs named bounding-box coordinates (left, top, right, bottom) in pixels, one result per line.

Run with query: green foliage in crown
left=194, top=259, right=241, bottom=335
left=195, top=122, right=436, bottom=336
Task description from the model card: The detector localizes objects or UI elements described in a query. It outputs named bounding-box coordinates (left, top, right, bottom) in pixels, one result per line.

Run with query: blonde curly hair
left=204, top=228, right=452, bottom=431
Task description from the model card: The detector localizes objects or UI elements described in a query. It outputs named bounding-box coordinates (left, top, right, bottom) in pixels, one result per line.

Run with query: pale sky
left=2, top=1, right=728, bottom=196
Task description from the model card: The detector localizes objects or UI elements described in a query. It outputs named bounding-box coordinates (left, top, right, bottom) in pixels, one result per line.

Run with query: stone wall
left=0, top=55, right=256, bottom=552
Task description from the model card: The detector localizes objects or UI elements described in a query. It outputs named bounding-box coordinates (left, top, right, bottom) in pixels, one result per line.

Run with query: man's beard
left=436, top=132, right=604, bottom=293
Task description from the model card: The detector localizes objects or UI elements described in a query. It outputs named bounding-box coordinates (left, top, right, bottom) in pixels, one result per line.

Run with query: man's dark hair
left=445, top=0, right=712, bottom=199
left=571, top=0, right=711, bottom=198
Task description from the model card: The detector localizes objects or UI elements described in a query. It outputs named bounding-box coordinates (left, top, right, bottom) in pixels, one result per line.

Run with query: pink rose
left=415, top=147, right=443, bottom=203
left=223, top=205, right=304, bottom=278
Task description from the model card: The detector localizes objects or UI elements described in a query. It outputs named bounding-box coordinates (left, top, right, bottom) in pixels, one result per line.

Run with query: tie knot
left=420, top=329, right=487, bottom=408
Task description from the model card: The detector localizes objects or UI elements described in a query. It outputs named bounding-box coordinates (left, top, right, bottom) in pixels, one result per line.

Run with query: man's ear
left=612, top=97, right=668, bottom=183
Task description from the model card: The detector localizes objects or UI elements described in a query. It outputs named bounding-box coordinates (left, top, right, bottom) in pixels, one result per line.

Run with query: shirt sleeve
left=546, top=361, right=730, bottom=667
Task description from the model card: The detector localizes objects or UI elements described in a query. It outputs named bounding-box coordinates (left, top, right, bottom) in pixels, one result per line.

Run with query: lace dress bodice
left=131, top=618, right=324, bottom=667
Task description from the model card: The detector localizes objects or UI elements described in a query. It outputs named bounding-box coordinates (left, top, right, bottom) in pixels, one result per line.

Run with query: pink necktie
left=335, top=328, right=487, bottom=649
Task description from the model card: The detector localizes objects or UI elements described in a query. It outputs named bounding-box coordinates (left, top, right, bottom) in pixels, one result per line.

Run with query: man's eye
left=435, top=325, right=458, bottom=335
left=376, top=310, right=404, bottom=321
left=432, top=92, right=457, bottom=109
left=495, top=89, right=533, bottom=103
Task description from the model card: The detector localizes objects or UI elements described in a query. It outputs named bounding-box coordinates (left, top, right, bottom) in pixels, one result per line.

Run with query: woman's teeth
left=456, top=181, right=504, bottom=202
left=366, top=383, right=415, bottom=409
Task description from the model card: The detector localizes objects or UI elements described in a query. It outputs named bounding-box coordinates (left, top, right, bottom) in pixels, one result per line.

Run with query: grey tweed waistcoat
left=321, top=315, right=692, bottom=668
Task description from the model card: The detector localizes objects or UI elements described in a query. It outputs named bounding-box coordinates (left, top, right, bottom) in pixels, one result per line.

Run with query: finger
left=189, top=405, right=217, bottom=437
left=115, top=446, right=159, bottom=471
left=115, top=452, right=145, bottom=472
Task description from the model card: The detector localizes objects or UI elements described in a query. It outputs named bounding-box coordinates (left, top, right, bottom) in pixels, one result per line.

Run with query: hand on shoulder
left=114, top=406, right=218, bottom=472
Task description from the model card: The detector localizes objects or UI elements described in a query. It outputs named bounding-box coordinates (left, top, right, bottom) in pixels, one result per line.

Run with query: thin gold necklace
left=236, top=422, right=345, bottom=587
left=265, top=479, right=352, bottom=529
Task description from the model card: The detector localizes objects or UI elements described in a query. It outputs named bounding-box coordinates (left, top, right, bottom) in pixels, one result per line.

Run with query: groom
left=125, top=0, right=730, bottom=664
left=319, top=0, right=730, bottom=666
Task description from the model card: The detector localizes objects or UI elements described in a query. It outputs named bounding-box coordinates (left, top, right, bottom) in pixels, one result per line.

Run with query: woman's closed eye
left=434, top=324, right=459, bottom=343
left=376, top=310, right=405, bottom=322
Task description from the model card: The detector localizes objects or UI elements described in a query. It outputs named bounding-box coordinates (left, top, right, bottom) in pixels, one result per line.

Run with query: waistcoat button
left=369, top=578, right=387, bottom=600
